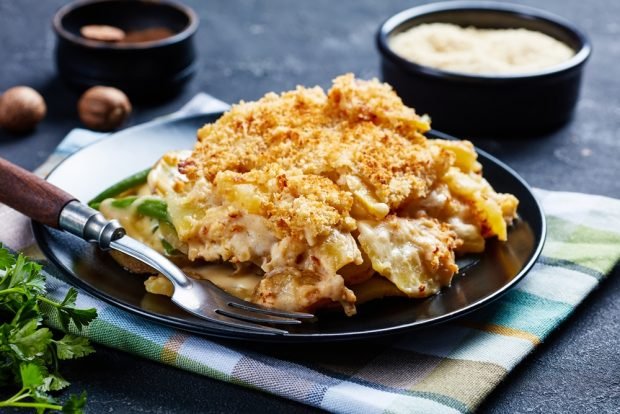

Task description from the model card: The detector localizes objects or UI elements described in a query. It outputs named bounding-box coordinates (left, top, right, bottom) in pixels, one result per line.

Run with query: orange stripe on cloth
left=161, top=332, right=190, bottom=364
left=460, top=321, right=541, bottom=345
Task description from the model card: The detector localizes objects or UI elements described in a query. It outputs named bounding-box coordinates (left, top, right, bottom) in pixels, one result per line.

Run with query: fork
left=0, top=157, right=314, bottom=335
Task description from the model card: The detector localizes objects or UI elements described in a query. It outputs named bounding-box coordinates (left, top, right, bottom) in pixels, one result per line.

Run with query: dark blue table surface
left=1, top=1, right=618, bottom=413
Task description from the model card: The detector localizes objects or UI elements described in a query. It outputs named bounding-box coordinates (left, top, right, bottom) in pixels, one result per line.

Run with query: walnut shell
left=78, top=86, right=132, bottom=131
left=0, top=86, right=46, bottom=133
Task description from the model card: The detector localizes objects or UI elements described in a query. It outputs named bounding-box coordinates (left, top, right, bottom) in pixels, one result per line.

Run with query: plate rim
left=33, top=112, right=546, bottom=342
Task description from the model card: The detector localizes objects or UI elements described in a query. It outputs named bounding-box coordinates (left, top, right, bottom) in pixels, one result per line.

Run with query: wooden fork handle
left=0, top=157, right=76, bottom=228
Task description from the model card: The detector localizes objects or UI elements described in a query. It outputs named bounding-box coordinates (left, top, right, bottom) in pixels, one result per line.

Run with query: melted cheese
left=99, top=198, right=164, bottom=253
left=185, top=264, right=261, bottom=301
left=144, top=264, right=262, bottom=301
left=148, top=150, right=192, bottom=196
left=351, top=276, right=405, bottom=303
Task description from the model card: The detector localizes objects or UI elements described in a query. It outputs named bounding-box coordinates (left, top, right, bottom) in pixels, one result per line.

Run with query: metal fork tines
left=110, top=236, right=314, bottom=335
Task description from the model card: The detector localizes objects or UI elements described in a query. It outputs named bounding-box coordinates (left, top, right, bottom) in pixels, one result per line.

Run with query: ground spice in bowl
left=80, top=24, right=175, bottom=44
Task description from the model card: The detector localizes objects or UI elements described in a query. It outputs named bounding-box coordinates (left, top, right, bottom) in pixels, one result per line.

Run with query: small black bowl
left=377, top=1, right=591, bottom=137
left=53, top=0, right=199, bottom=100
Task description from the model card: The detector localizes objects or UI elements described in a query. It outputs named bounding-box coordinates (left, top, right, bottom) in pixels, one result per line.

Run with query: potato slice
left=357, top=216, right=459, bottom=298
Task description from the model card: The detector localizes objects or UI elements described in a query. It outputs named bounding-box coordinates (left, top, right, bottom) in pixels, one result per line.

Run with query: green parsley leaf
left=42, top=372, right=71, bottom=392
left=62, top=391, right=87, bottom=414
left=6, top=255, right=45, bottom=294
left=20, top=362, right=45, bottom=389
left=60, top=288, right=78, bottom=308
left=9, top=320, right=52, bottom=360
left=58, top=307, right=98, bottom=332
left=0, top=248, right=96, bottom=412
left=11, top=297, right=42, bottom=327
left=0, top=245, right=16, bottom=269
left=55, top=335, right=95, bottom=360
left=43, top=287, right=97, bottom=332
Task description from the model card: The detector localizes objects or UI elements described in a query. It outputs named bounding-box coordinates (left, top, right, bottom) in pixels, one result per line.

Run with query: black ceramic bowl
left=377, top=1, right=591, bottom=137
left=53, top=0, right=199, bottom=100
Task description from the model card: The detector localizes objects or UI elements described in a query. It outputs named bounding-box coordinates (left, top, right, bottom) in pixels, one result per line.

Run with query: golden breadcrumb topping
left=214, top=164, right=355, bottom=243
left=187, top=74, right=444, bottom=212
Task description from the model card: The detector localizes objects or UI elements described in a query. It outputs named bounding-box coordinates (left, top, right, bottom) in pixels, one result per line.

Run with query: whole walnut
left=78, top=86, right=132, bottom=131
left=0, top=86, right=47, bottom=133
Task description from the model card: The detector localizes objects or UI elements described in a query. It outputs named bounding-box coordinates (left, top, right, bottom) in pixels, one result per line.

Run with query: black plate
left=33, top=113, right=546, bottom=342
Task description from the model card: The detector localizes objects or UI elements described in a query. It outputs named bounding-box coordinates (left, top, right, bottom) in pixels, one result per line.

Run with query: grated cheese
left=389, top=23, right=575, bottom=75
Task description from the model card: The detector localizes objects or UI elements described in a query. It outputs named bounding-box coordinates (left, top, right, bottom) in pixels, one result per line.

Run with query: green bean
left=88, top=168, right=151, bottom=209
left=136, top=199, right=172, bottom=225
left=160, top=239, right=180, bottom=256
left=110, top=196, right=138, bottom=209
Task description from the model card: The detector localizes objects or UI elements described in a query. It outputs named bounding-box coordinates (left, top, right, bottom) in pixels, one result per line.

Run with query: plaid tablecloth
left=1, top=95, right=618, bottom=413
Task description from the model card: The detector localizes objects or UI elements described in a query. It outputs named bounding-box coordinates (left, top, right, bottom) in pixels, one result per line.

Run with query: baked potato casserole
left=91, top=74, right=518, bottom=316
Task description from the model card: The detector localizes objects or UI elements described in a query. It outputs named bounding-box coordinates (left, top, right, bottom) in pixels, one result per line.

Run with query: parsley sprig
left=0, top=245, right=97, bottom=413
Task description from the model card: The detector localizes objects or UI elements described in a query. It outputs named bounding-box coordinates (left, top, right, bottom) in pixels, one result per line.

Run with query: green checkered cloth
left=1, top=95, right=618, bottom=413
